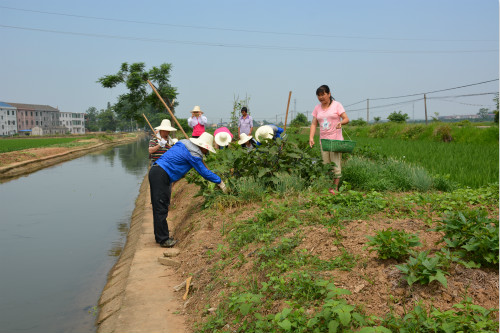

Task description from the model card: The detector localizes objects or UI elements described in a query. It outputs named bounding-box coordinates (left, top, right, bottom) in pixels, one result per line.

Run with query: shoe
left=160, top=238, right=178, bottom=248
left=328, top=188, right=337, bottom=195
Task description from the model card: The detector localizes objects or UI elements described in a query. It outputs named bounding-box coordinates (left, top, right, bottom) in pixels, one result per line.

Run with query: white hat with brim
left=214, top=131, right=232, bottom=146
left=238, top=133, right=253, bottom=145
left=190, top=132, right=216, bottom=154
left=154, top=119, right=177, bottom=132
left=190, top=105, right=204, bottom=114
left=255, top=125, right=274, bottom=142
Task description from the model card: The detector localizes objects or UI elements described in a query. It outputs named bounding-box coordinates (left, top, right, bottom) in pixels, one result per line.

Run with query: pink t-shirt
left=312, top=101, right=346, bottom=140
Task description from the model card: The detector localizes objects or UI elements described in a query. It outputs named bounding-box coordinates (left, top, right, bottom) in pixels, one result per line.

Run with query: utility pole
left=424, top=94, right=428, bottom=125
left=366, top=99, right=370, bottom=123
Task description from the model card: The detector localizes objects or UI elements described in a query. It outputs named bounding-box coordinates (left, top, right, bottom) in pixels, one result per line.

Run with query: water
left=0, top=139, right=149, bottom=333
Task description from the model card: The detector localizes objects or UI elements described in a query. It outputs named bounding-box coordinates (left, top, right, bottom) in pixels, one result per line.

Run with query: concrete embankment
left=96, top=175, right=188, bottom=333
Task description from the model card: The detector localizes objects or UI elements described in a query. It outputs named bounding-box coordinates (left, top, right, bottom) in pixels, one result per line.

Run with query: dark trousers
left=148, top=165, right=172, bottom=244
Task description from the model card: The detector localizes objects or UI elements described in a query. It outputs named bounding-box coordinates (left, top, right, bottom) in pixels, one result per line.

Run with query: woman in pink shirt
left=188, top=106, right=208, bottom=138
left=309, top=85, right=350, bottom=194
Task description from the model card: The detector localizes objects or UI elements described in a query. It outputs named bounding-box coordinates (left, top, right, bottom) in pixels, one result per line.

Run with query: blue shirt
left=269, top=124, right=284, bottom=139
left=154, top=141, right=221, bottom=184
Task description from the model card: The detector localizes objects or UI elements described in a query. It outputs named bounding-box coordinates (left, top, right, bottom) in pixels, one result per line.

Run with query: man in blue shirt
left=149, top=132, right=226, bottom=248
left=255, top=124, right=285, bottom=143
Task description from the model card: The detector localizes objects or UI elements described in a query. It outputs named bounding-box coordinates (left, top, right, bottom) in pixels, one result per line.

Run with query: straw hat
left=238, top=133, right=253, bottom=145
left=190, top=105, right=204, bottom=114
left=190, top=132, right=216, bottom=153
left=214, top=131, right=232, bottom=147
left=154, top=119, right=177, bottom=132
left=255, top=125, right=274, bottom=142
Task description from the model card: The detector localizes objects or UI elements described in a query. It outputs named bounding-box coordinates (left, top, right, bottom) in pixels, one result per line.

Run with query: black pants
left=148, top=165, right=172, bottom=244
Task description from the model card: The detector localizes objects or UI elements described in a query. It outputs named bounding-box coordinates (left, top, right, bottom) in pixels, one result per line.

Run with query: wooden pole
left=424, top=94, right=428, bottom=125
left=147, top=80, right=189, bottom=139
left=142, top=113, right=158, bottom=137
left=283, top=91, right=292, bottom=131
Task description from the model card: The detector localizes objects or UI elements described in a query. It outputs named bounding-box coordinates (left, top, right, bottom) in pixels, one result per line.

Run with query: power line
left=1, top=24, right=497, bottom=54
left=1, top=5, right=497, bottom=43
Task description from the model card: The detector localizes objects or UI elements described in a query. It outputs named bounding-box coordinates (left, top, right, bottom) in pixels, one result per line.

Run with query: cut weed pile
left=169, top=180, right=499, bottom=332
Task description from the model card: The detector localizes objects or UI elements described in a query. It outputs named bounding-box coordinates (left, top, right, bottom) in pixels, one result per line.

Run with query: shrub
left=365, top=228, right=421, bottom=260
left=396, top=250, right=449, bottom=288
left=434, top=209, right=499, bottom=267
left=433, top=124, right=453, bottom=142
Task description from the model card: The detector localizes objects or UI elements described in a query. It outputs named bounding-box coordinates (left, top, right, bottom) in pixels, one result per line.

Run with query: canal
left=0, top=138, right=149, bottom=333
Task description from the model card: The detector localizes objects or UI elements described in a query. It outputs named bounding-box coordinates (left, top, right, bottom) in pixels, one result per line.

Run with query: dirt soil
left=168, top=186, right=499, bottom=331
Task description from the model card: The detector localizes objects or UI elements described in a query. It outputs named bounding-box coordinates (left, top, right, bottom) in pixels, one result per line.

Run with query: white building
left=60, top=112, right=86, bottom=134
left=0, top=102, right=17, bottom=136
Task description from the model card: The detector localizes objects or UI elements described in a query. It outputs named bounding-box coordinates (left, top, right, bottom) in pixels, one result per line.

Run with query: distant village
left=0, top=102, right=85, bottom=136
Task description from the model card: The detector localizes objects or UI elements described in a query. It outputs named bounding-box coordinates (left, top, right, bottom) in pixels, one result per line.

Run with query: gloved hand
left=156, top=133, right=162, bottom=140
left=158, top=138, right=168, bottom=148
left=218, top=180, right=228, bottom=194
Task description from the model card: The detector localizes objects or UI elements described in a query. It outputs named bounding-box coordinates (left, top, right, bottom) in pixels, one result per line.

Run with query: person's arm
left=187, top=117, right=195, bottom=128
left=149, top=138, right=160, bottom=154
left=309, top=117, right=318, bottom=147
left=199, top=116, right=208, bottom=126
left=336, top=112, right=350, bottom=128
left=249, top=116, right=253, bottom=134
left=190, top=156, right=221, bottom=183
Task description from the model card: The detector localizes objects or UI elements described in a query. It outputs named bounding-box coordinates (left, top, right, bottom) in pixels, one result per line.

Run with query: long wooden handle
left=147, top=80, right=189, bottom=140
left=142, top=113, right=158, bottom=137
left=283, top=91, right=292, bottom=132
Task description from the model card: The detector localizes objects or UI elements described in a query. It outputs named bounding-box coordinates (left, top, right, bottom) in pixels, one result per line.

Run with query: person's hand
left=158, top=138, right=167, bottom=147
left=218, top=180, right=228, bottom=194
left=336, top=123, right=342, bottom=129
left=309, top=138, right=315, bottom=148
left=156, top=133, right=162, bottom=140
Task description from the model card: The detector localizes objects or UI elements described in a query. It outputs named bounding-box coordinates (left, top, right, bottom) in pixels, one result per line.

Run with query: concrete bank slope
left=96, top=175, right=187, bottom=333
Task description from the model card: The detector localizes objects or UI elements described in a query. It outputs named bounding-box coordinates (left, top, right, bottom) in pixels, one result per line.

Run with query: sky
left=0, top=0, right=498, bottom=125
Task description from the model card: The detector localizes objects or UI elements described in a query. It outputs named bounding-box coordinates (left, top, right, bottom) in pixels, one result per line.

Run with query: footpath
left=96, top=175, right=189, bottom=333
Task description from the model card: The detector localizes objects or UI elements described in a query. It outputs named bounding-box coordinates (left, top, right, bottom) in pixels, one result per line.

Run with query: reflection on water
left=0, top=137, right=149, bottom=333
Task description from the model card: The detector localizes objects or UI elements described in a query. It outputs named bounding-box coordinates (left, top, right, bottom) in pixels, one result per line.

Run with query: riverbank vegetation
left=179, top=128, right=498, bottom=332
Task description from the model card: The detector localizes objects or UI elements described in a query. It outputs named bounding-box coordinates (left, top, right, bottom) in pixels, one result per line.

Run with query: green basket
left=321, top=139, right=357, bottom=153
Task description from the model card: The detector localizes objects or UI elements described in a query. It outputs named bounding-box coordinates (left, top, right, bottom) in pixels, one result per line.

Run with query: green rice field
left=352, top=137, right=498, bottom=188
left=0, top=137, right=79, bottom=153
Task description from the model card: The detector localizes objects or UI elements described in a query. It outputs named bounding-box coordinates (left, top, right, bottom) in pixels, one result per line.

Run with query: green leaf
left=278, top=319, right=292, bottom=331
left=430, top=270, right=448, bottom=288
left=328, top=320, right=339, bottom=333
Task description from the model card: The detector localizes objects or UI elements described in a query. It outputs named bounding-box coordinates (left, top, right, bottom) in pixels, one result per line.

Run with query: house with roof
left=60, top=111, right=86, bottom=134
left=0, top=102, right=17, bottom=136
left=8, top=102, right=67, bottom=135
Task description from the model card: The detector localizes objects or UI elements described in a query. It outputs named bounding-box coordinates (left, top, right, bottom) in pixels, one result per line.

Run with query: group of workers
left=148, top=84, right=349, bottom=248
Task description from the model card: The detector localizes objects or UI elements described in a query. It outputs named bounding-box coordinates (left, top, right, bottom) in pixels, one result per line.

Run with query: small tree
left=477, top=108, right=490, bottom=121
left=432, top=112, right=440, bottom=122
left=290, top=113, right=309, bottom=127
left=98, top=62, right=178, bottom=125
left=85, top=106, right=99, bottom=132
left=350, top=118, right=367, bottom=126
left=374, top=117, right=381, bottom=123
left=387, top=111, right=409, bottom=123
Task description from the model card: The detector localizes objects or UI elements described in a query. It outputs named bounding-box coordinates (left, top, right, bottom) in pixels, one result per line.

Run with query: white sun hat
left=190, top=105, right=204, bottom=114
left=154, top=119, right=177, bottom=132
left=214, top=131, right=232, bottom=147
left=190, top=132, right=216, bottom=153
left=238, top=133, right=253, bottom=145
left=255, top=125, right=274, bottom=142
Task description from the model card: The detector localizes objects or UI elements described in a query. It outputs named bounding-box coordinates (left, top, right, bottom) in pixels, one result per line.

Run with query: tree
left=97, top=62, right=178, bottom=125
left=97, top=106, right=117, bottom=132
left=477, top=108, right=490, bottom=121
left=374, top=117, right=381, bottom=123
left=432, top=112, right=440, bottom=122
left=387, top=111, right=409, bottom=123
left=290, top=113, right=309, bottom=127
left=350, top=118, right=367, bottom=126
left=85, top=106, right=99, bottom=132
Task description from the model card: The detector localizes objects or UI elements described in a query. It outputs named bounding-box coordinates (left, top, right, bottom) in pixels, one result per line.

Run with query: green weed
left=365, top=228, right=421, bottom=260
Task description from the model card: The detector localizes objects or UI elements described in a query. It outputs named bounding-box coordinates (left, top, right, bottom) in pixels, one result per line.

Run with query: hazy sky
left=1, top=1, right=498, bottom=124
